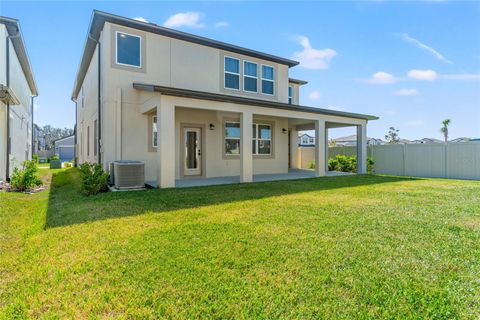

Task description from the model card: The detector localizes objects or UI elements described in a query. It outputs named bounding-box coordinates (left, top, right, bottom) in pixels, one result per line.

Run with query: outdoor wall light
left=282, top=128, right=287, bottom=134
left=209, top=124, right=215, bottom=130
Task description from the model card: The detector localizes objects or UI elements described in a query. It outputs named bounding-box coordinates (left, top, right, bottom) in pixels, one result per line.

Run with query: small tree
left=440, top=119, right=451, bottom=143
left=328, top=139, right=337, bottom=147
left=385, top=126, right=400, bottom=144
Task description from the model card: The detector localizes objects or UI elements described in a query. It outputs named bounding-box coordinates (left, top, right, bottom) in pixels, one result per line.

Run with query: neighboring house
left=449, top=137, right=470, bottom=143
left=0, top=17, right=38, bottom=182
left=72, top=10, right=377, bottom=188
left=298, top=133, right=315, bottom=147
left=410, top=138, right=443, bottom=144
left=53, top=135, right=75, bottom=162
left=333, top=135, right=384, bottom=146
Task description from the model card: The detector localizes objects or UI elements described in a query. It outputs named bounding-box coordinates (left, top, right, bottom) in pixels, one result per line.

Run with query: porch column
left=156, top=100, right=175, bottom=188
left=240, top=111, right=253, bottom=183
left=325, top=126, right=329, bottom=172
left=289, top=128, right=299, bottom=169
left=357, top=123, right=367, bottom=174
left=315, top=119, right=326, bottom=177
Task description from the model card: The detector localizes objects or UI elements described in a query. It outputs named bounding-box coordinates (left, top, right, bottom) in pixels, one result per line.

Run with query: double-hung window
left=288, top=86, right=293, bottom=104
left=224, top=57, right=240, bottom=90
left=243, top=61, right=258, bottom=93
left=116, top=31, right=141, bottom=68
left=252, top=124, right=272, bottom=155
left=225, top=121, right=241, bottom=154
left=152, top=116, right=158, bottom=148
left=261, top=65, right=274, bottom=95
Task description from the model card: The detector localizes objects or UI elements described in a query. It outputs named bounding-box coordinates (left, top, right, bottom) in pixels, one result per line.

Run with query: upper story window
left=288, top=86, right=293, bottom=104
left=224, top=57, right=240, bottom=90
left=116, top=31, right=141, bottom=68
left=261, top=65, right=274, bottom=95
left=243, top=61, right=258, bottom=93
left=152, top=116, right=158, bottom=148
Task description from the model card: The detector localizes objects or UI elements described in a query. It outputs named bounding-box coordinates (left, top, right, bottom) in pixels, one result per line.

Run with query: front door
left=184, top=127, right=202, bottom=176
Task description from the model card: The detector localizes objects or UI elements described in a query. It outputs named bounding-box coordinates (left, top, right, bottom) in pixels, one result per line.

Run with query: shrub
left=79, top=162, right=109, bottom=196
left=307, top=161, right=315, bottom=169
left=10, top=160, right=43, bottom=191
left=32, top=154, right=39, bottom=164
left=51, top=155, right=59, bottom=161
left=327, top=155, right=375, bottom=174
left=64, top=162, right=72, bottom=168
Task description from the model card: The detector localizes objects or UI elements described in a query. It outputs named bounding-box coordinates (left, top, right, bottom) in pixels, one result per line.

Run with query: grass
left=1, top=168, right=479, bottom=318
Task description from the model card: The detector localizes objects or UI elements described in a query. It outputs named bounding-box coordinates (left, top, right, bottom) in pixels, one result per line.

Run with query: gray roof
left=72, top=10, right=300, bottom=100
left=133, top=83, right=379, bottom=121
left=0, top=16, right=38, bottom=96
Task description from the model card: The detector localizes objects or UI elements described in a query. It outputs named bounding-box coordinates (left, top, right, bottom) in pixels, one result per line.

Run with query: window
left=224, top=57, right=240, bottom=90
left=225, top=121, right=241, bottom=154
left=252, top=124, right=272, bottom=155
left=261, top=65, right=274, bottom=95
left=116, top=31, right=141, bottom=68
left=288, top=86, right=293, bottom=104
left=243, top=61, right=258, bottom=93
left=94, top=120, right=97, bottom=156
left=87, top=126, right=90, bottom=157
left=224, top=121, right=272, bottom=155
left=152, top=116, right=158, bottom=148
left=309, top=137, right=314, bottom=143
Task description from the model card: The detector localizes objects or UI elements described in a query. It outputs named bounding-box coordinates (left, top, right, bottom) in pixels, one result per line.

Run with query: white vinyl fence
left=298, top=142, right=480, bottom=180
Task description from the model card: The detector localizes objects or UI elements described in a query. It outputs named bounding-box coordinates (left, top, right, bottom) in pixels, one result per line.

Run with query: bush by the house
left=50, top=155, right=59, bottom=161
left=79, top=162, right=109, bottom=196
left=327, top=155, right=375, bottom=173
left=308, top=161, right=315, bottom=169
left=10, top=160, right=43, bottom=191
left=32, top=154, right=39, bottom=164
left=63, top=162, right=72, bottom=168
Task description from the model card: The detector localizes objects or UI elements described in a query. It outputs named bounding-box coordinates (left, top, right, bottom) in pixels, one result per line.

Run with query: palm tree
left=440, top=119, right=451, bottom=143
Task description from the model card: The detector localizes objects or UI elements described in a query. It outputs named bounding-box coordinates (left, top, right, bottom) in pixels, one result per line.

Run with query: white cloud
left=441, top=73, right=480, bottom=81
left=133, top=17, right=148, bottom=23
left=164, top=12, right=204, bottom=29
left=366, top=71, right=397, bottom=84
left=407, top=120, right=425, bottom=126
left=400, top=33, right=452, bottom=64
left=308, top=90, right=321, bottom=100
left=407, top=69, right=437, bottom=81
left=393, top=88, right=419, bottom=96
left=214, top=21, right=229, bottom=28
left=293, top=36, right=337, bottom=70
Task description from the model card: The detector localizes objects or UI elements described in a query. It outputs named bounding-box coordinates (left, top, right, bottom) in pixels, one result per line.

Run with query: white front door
left=184, top=127, right=202, bottom=176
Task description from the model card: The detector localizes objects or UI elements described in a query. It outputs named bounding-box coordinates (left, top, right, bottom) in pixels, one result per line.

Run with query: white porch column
left=315, top=119, right=326, bottom=177
left=156, top=100, right=175, bottom=188
left=357, top=123, right=367, bottom=174
left=325, top=126, right=329, bottom=172
left=240, top=111, right=253, bottom=183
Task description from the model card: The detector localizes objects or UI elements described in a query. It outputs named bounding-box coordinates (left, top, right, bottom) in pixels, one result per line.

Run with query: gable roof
left=134, top=83, right=379, bottom=121
left=72, top=10, right=300, bottom=100
left=0, top=16, right=38, bottom=96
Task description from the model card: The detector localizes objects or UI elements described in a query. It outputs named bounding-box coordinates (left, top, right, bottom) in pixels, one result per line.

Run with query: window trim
left=243, top=60, right=258, bottom=93
left=223, top=56, right=241, bottom=91
left=261, top=64, right=275, bottom=96
left=224, top=120, right=241, bottom=156
left=252, top=123, right=272, bottom=155
left=115, top=31, right=142, bottom=69
left=288, top=85, right=293, bottom=104
left=223, top=120, right=273, bottom=157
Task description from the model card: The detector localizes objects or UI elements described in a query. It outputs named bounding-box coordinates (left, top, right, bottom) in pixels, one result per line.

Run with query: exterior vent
left=113, top=160, right=145, bottom=189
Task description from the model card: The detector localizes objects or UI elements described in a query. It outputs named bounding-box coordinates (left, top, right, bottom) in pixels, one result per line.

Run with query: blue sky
left=2, top=1, right=480, bottom=140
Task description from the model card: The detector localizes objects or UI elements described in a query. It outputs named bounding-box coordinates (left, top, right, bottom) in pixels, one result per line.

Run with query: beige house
left=0, top=17, right=38, bottom=182
left=72, top=10, right=377, bottom=188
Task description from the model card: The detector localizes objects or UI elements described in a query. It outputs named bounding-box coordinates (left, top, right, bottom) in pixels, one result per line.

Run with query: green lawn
left=1, top=169, right=479, bottom=318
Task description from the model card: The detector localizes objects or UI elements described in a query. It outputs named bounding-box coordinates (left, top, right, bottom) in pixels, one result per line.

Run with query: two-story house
left=0, top=16, right=38, bottom=182
left=72, top=10, right=377, bottom=188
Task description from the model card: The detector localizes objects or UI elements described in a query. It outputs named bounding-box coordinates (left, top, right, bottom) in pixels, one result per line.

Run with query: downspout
left=88, top=32, right=101, bottom=165
left=5, top=27, right=21, bottom=181
left=31, top=95, right=37, bottom=159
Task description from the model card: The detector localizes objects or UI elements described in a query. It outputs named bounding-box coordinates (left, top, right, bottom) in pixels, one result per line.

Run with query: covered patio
left=146, top=169, right=352, bottom=188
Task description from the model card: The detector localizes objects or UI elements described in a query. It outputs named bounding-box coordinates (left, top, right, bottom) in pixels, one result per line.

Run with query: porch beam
left=240, top=111, right=253, bottom=183
left=156, top=101, right=176, bottom=188
left=357, top=123, right=367, bottom=174
left=315, top=119, right=326, bottom=177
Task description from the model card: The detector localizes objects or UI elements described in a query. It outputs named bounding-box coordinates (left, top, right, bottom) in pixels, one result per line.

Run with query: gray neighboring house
left=298, top=133, right=315, bottom=147
left=333, top=135, right=384, bottom=146
left=53, top=135, right=75, bottom=162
